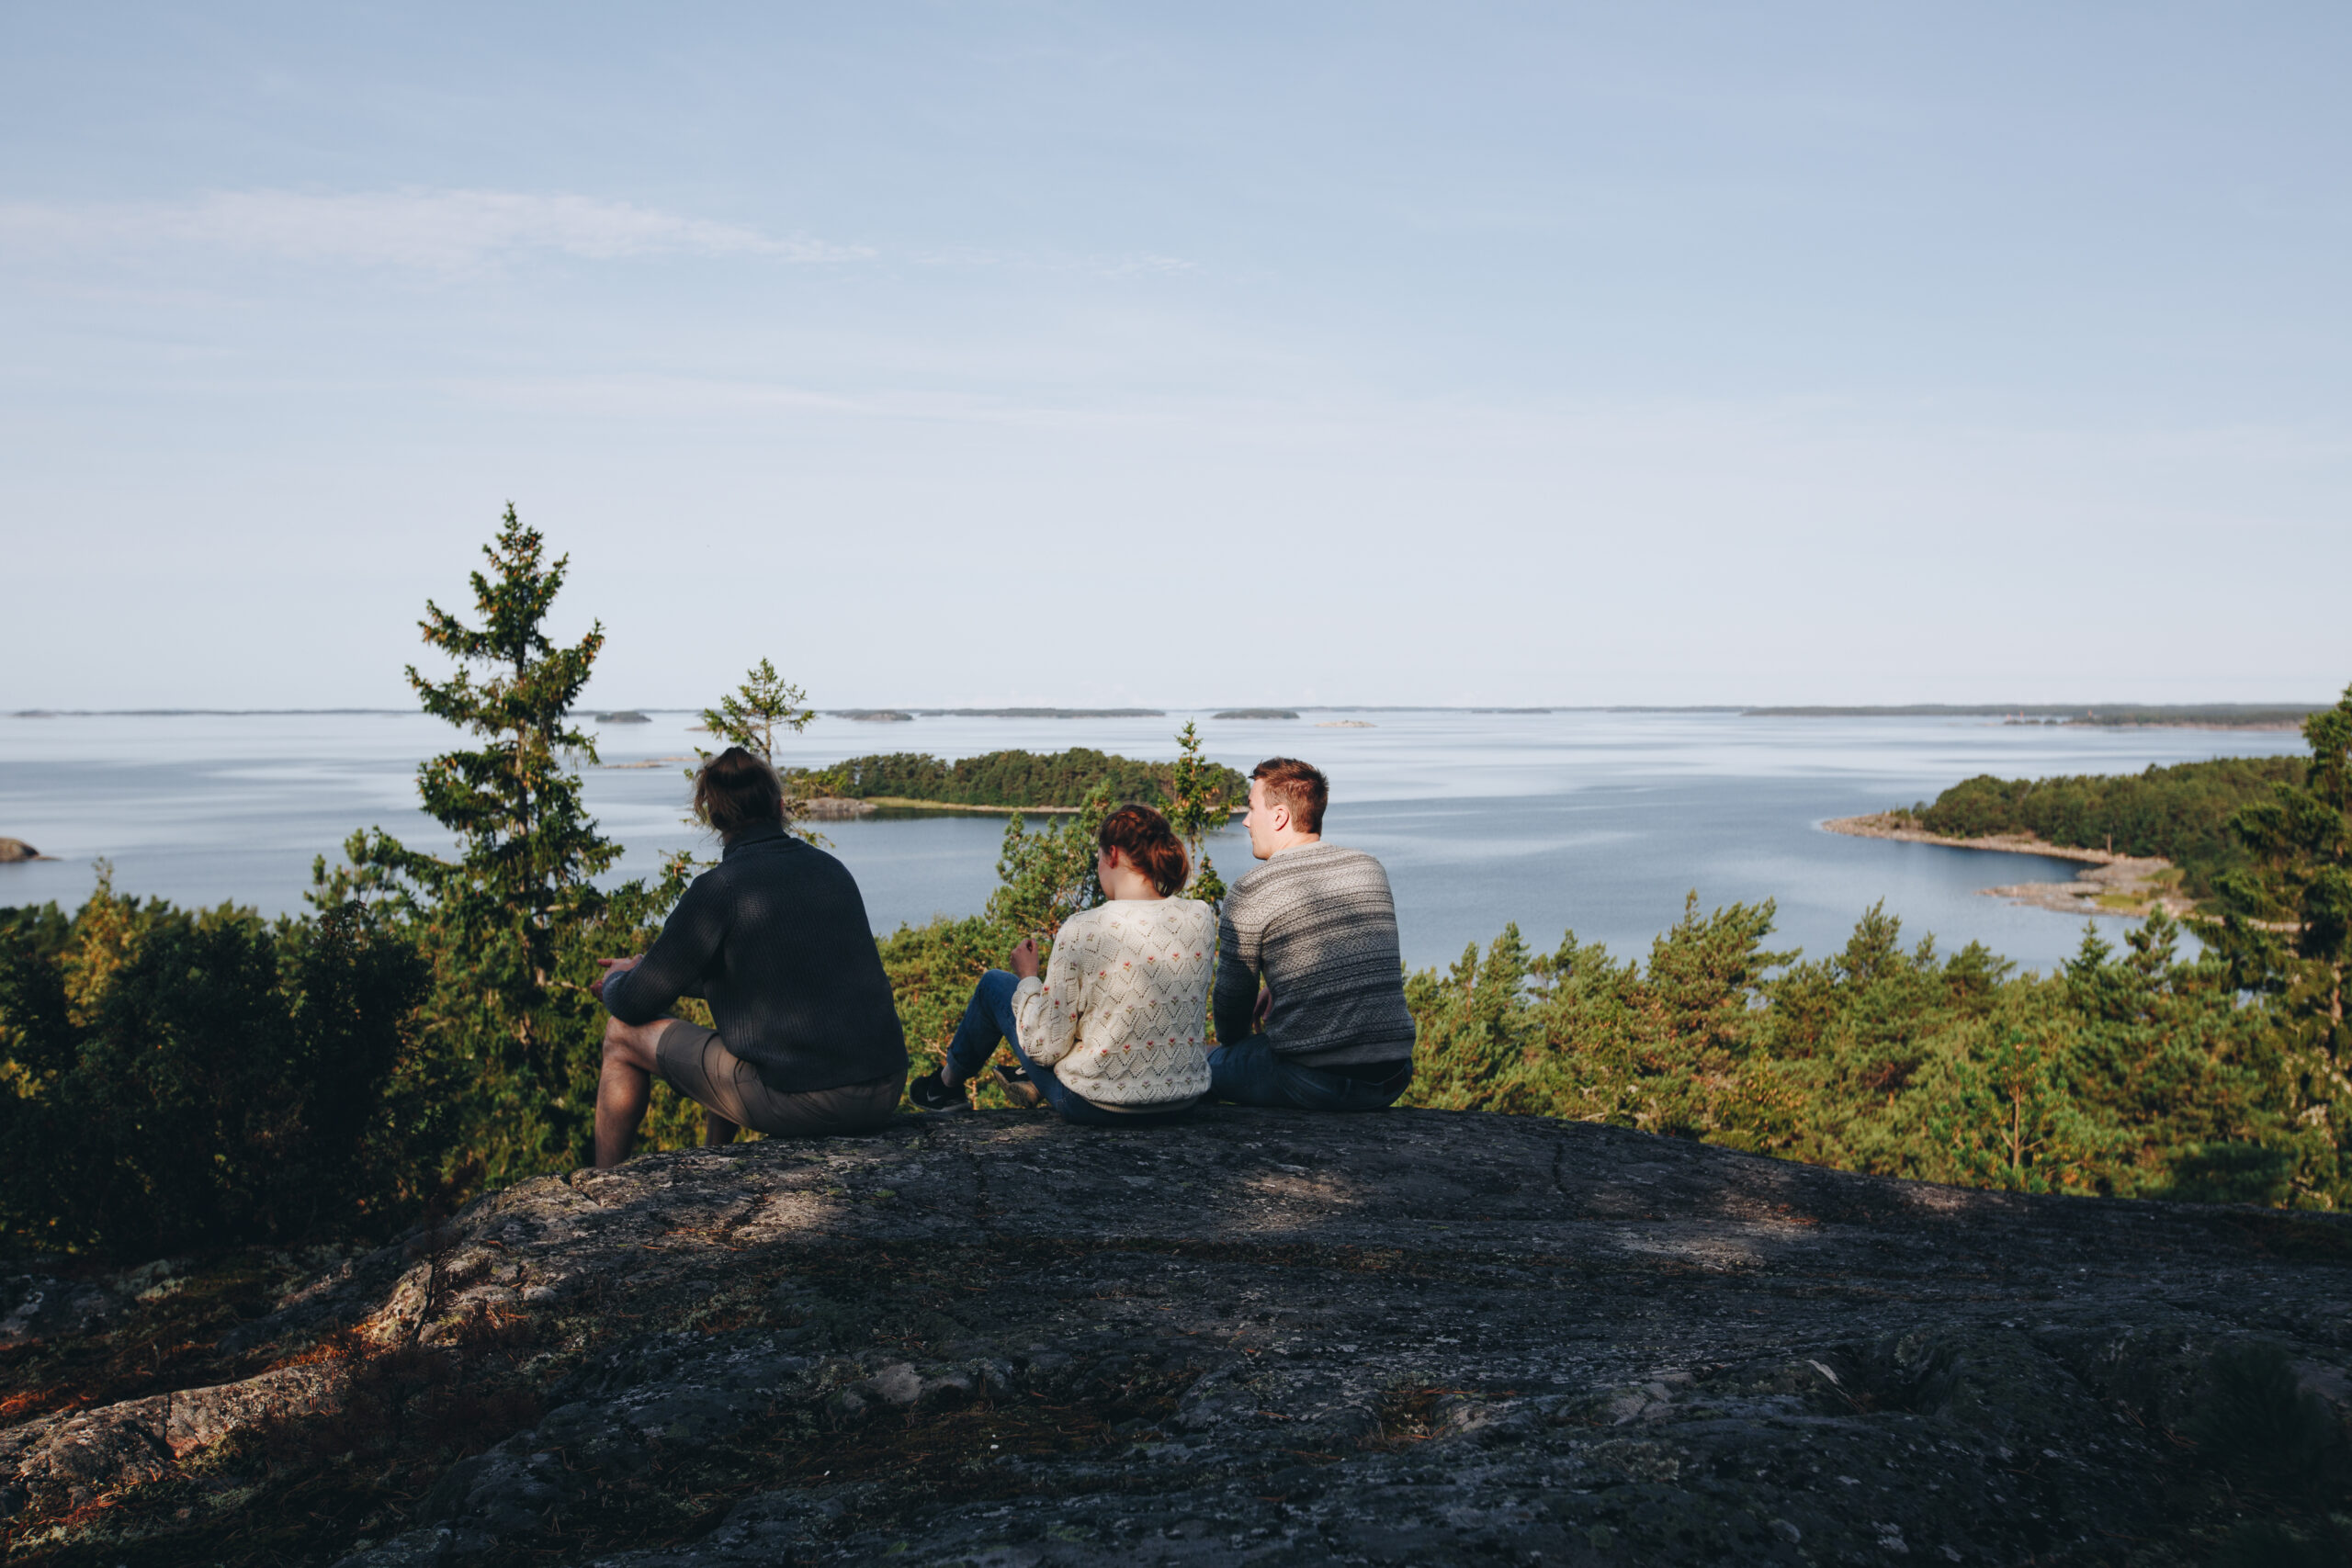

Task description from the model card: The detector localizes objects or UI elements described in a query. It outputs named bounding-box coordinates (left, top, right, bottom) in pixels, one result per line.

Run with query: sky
left=4, top=3, right=2347, bottom=710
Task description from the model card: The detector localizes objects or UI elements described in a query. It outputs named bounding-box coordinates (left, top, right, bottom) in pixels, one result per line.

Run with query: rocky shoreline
left=4, top=1109, right=2346, bottom=1564
left=1823, top=813, right=2192, bottom=919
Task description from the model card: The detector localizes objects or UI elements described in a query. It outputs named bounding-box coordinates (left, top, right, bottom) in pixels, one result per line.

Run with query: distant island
left=830, top=709, right=915, bottom=723
left=909, top=707, right=1164, bottom=719
left=1747, top=702, right=2319, bottom=729
left=799, top=747, right=1246, bottom=813
left=1212, top=708, right=1298, bottom=720
left=593, top=710, right=651, bottom=724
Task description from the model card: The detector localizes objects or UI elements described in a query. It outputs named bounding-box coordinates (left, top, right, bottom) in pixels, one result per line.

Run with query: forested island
left=1867, top=755, right=2306, bottom=899
left=801, top=747, right=1248, bottom=813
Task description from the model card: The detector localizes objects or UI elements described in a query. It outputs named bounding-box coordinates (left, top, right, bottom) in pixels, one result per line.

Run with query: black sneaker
left=909, top=1070, right=968, bottom=1112
left=993, top=1063, right=1045, bottom=1110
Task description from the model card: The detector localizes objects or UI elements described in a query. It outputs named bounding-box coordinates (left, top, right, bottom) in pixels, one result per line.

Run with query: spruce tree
left=2199, top=682, right=2352, bottom=1205
left=332, top=505, right=686, bottom=1179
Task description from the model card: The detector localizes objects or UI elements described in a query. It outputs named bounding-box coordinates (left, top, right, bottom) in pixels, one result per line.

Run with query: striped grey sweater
left=1212, top=842, right=1417, bottom=1067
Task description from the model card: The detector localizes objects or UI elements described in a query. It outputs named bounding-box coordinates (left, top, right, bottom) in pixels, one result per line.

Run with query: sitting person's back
left=1016, top=894, right=1216, bottom=1111
left=1209, top=758, right=1416, bottom=1110
left=910, top=804, right=1212, bottom=1124
left=603, top=819, right=907, bottom=1090
left=592, top=748, right=907, bottom=1165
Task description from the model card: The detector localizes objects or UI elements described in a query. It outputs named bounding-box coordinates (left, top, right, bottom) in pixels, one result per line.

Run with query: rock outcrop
left=4, top=1109, right=2348, bottom=1564
left=0, top=838, right=44, bottom=863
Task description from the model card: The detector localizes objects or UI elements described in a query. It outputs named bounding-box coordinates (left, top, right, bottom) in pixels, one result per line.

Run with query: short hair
left=692, top=747, right=785, bottom=840
left=1098, top=803, right=1191, bottom=897
left=1250, top=757, right=1329, bottom=835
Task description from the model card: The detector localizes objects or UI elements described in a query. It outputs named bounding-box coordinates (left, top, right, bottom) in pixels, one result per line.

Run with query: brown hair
left=1097, top=802, right=1190, bottom=897
left=1250, top=756, right=1329, bottom=835
left=692, top=747, right=785, bottom=840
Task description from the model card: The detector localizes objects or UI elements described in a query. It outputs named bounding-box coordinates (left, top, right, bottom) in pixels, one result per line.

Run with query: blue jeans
left=944, top=970, right=1192, bottom=1129
left=1207, top=1034, right=1412, bottom=1111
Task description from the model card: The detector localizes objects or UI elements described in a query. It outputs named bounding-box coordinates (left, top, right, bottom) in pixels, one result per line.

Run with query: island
left=1211, top=707, right=1300, bottom=719
left=1748, top=702, right=2319, bottom=729
left=797, top=747, right=1248, bottom=814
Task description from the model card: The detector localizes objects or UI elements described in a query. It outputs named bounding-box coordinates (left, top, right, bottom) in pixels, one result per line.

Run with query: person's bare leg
left=594, top=1018, right=671, bottom=1168
left=702, top=1108, right=741, bottom=1146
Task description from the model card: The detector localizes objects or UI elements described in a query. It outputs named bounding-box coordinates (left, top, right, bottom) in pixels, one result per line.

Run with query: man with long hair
left=592, top=747, right=907, bottom=1164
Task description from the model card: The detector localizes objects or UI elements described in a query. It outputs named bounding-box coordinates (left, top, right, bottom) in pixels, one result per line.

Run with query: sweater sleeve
left=602, top=871, right=725, bottom=1025
left=1211, top=888, right=1261, bottom=1047
left=1011, top=922, right=1086, bottom=1069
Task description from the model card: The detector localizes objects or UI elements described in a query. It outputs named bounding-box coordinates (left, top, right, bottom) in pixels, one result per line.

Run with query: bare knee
left=601, top=1018, right=665, bottom=1074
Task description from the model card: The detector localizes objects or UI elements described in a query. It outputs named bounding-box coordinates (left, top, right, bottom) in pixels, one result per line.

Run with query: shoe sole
left=992, top=1067, right=1045, bottom=1110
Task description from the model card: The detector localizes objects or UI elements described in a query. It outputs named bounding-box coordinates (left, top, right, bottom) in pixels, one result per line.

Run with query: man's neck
left=1268, top=833, right=1322, bottom=858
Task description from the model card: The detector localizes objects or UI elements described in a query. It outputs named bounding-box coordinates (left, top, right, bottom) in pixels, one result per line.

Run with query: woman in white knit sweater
left=910, top=804, right=1215, bottom=1124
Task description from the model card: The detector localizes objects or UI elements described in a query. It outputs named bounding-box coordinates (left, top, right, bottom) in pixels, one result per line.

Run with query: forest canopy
left=806, top=748, right=1248, bottom=811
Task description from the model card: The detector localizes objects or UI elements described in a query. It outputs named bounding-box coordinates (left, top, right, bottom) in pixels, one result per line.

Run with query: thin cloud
left=0, top=188, right=870, bottom=271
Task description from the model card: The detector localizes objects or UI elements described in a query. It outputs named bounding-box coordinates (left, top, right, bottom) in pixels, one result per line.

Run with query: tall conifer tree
left=330, top=505, right=686, bottom=1178
left=2199, top=682, right=2352, bottom=1205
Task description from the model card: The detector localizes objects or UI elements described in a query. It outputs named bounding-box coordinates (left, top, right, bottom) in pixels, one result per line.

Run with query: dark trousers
left=1206, top=1035, right=1411, bottom=1111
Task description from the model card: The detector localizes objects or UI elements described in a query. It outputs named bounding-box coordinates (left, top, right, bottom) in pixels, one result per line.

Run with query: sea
left=0, top=709, right=2310, bottom=976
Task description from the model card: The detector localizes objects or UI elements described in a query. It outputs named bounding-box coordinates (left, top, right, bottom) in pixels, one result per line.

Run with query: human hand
left=1253, top=987, right=1272, bottom=1028
left=1009, top=937, right=1042, bottom=979
left=593, top=955, right=640, bottom=999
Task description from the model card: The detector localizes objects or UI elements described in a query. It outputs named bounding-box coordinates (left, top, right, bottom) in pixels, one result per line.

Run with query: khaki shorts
left=654, top=1021, right=900, bottom=1137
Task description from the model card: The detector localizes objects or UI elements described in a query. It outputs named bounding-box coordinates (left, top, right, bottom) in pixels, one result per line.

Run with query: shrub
left=0, top=894, right=443, bottom=1258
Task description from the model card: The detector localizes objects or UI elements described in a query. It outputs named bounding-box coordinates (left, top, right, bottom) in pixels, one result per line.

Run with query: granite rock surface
left=5, top=1108, right=2349, bottom=1565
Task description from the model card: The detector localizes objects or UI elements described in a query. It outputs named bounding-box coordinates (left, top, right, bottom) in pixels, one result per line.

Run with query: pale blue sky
left=4, top=4, right=2346, bottom=709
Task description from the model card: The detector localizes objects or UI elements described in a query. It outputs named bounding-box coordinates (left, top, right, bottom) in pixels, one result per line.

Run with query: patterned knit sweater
left=1012, top=897, right=1216, bottom=1110
left=1211, top=841, right=1417, bottom=1067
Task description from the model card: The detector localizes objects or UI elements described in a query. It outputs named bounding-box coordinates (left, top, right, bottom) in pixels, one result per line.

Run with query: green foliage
left=0, top=886, right=444, bottom=1258
left=695, top=657, right=813, bottom=764
left=315, top=505, right=690, bottom=1183
left=1404, top=895, right=2302, bottom=1203
left=1164, top=722, right=1230, bottom=903
left=810, top=747, right=1245, bottom=813
left=1908, top=755, right=2306, bottom=896
left=2197, top=683, right=2352, bottom=1207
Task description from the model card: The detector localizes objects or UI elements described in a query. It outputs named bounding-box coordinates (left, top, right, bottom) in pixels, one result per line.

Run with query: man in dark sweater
left=1208, top=757, right=1417, bottom=1111
left=594, top=749, right=907, bottom=1166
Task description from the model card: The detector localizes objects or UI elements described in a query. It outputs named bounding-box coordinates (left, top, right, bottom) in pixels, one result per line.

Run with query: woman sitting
left=910, top=804, right=1215, bottom=1125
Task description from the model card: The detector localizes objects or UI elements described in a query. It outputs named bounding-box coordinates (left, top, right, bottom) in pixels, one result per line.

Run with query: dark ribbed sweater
left=1212, top=841, right=1417, bottom=1068
left=601, top=821, right=907, bottom=1093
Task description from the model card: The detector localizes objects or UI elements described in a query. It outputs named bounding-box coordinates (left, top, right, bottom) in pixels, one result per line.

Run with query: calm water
left=0, top=709, right=2307, bottom=974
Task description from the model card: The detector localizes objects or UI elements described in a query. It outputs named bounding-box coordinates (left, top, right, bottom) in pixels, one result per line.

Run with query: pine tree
left=327, top=505, right=687, bottom=1179
left=688, top=658, right=820, bottom=838
left=1164, top=721, right=1232, bottom=903
left=2199, top=682, right=2352, bottom=1205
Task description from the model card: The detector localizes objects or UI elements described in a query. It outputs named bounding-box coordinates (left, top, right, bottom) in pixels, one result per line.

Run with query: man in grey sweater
left=1208, top=757, right=1417, bottom=1111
